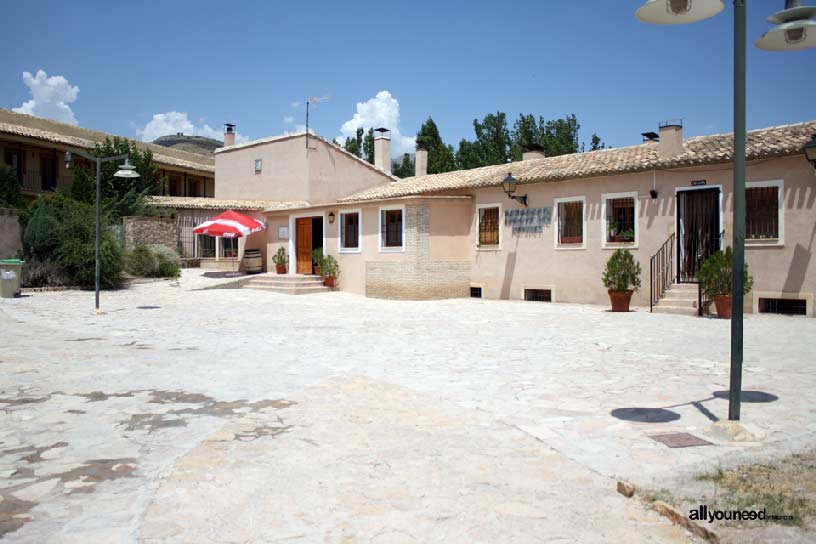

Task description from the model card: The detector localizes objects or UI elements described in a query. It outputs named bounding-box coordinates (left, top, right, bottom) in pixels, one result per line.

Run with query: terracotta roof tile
left=147, top=196, right=308, bottom=211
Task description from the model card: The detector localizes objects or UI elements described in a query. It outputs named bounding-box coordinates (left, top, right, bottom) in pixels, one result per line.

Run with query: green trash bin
left=0, top=259, right=24, bottom=298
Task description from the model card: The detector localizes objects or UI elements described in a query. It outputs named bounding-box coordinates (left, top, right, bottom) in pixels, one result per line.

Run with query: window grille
left=606, top=197, right=635, bottom=242
left=524, top=289, right=552, bottom=302
left=746, top=187, right=778, bottom=239
left=759, top=298, right=806, bottom=316
left=470, top=287, right=482, bottom=298
left=558, top=201, right=583, bottom=244
left=478, top=207, right=500, bottom=246
left=381, top=209, right=403, bottom=248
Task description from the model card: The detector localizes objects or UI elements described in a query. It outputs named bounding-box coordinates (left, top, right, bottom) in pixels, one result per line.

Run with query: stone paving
left=0, top=270, right=814, bottom=542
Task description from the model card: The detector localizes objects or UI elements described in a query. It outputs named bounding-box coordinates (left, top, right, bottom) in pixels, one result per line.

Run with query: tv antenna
left=305, top=95, right=331, bottom=150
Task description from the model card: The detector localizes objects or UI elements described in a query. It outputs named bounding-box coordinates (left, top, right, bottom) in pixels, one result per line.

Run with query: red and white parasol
left=193, top=210, right=266, bottom=238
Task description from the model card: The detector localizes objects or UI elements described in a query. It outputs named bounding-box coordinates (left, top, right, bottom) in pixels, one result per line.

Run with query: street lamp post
left=64, top=150, right=140, bottom=312
left=635, top=0, right=815, bottom=421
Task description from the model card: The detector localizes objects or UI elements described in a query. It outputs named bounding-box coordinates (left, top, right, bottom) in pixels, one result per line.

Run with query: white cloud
left=283, top=115, right=295, bottom=124
left=137, top=111, right=248, bottom=144
left=13, top=70, right=79, bottom=125
left=290, top=101, right=302, bottom=109
left=336, top=90, right=416, bottom=156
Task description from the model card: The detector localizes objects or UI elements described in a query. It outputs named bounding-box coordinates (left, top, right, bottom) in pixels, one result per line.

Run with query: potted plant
left=321, top=254, right=340, bottom=288
left=311, top=247, right=323, bottom=276
left=697, top=247, right=753, bottom=319
left=271, top=246, right=288, bottom=274
left=602, top=249, right=642, bottom=312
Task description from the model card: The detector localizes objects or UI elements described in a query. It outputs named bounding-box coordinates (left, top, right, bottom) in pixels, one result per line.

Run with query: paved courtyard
left=1, top=270, right=814, bottom=543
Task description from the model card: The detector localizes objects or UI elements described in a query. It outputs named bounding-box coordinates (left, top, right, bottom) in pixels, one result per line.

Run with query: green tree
left=456, top=139, right=484, bottom=170
left=472, top=112, right=512, bottom=166
left=589, top=133, right=606, bottom=151
left=363, top=128, right=375, bottom=164
left=392, top=153, right=414, bottom=178
left=69, top=165, right=94, bottom=204
left=0, top=165, right=24, bottom=209
left=541, top=114, right=581, bottom=157
left=93, top=137, right=161, bottom=221
left=415, top=117, right=456, bottom=174
left=510, top=114, right=541, bottom=160
left=344, top=127, right=364, bottom=158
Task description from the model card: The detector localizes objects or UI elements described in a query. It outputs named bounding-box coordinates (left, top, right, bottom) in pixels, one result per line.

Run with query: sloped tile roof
left=0, top=109, right=214, bottom=174
left=339, top=121, right=816, bottom=202
left=147, top=196, right=308, bottom=211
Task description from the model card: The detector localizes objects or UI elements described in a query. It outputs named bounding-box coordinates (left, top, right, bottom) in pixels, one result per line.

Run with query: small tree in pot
left=602, top=249, right=642, bottom=312
left=271, top=246, right=288, bottom=274
left=697, top=246, right=752, bottom=319
left=311, top=247, right=323, bottom=276
left=321, top=254, right=340, bottom=288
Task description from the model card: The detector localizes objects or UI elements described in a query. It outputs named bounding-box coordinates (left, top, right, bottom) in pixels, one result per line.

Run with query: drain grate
left=651, top=432, right=712, bottom=448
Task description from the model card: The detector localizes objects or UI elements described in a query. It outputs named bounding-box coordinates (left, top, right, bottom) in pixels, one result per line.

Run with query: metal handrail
left=649, top=233, right=675, bottom=312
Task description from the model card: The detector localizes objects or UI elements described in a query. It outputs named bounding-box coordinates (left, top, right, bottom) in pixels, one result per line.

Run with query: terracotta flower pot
left=324, top=276, right=336, bottom=288
left=608, top=290, right=633, bottom=312
left=275, top=264, right=286, bottom=274
left=713, top=295, right=732, bottom=319
left=313, top=266, right=321, bottom=276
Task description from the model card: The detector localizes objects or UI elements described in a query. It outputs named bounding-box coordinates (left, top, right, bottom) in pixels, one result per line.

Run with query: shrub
left=126, top=245, right=181, bottom=278
left=602, top=249, right=642, bottom=292
left=321, top=254, right=339, bottom=278
left=271, top=246, right=288, bottom=265
left=21, top=258, right=66, bottom=288
left=0, top=165, right=24, bottom=209
left=697, top=246, right=753, bottom=299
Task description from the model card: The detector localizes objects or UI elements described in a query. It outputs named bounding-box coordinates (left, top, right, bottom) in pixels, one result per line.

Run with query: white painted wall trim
left=475, top=202, right=503, bottom=251
left=338, top=208, right=362, bottom=254
left=378, top=204, right=406, bottom=253
left=600, top=191, right=639, bottom=250
left=288, top=211, right=327, bottom=275
left=745, top=179, right=784, bottom=247
left=553, top=196, right=587, bottom=250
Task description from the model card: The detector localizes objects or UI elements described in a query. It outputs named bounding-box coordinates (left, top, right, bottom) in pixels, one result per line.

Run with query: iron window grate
left=470, top=287, right=482, bottom=298
left=524, top=289, right=551, bottom=302
left=759, top=298, right=806, bottom=316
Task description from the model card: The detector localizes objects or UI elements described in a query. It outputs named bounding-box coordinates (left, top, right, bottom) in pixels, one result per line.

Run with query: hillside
left=152, top=134, right=222, bottom=156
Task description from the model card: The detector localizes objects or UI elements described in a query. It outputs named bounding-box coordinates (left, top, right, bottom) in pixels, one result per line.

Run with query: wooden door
left=296, top=218, right=313, bottom=274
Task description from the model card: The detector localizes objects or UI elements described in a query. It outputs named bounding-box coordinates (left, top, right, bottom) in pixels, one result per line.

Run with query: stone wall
left=366, top=205, right=470, bottom=300
left=0, top=208, right=22, bottom=259
left=122, top=216, right=178, bottom=253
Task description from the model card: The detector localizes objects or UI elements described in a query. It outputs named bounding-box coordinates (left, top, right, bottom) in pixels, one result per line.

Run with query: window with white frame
left=254, top=159, right=262, bottom=174
left=477, top=204, right=501, bottom=247
left=602, top=192, right=637, bottom=246
left=555, top=197, right=585, bottom=247
left=379, top=206, right=404, bottom=250
left=746, top=181, right=783, bottom=242
left=339, top=210, right=361, bottom=252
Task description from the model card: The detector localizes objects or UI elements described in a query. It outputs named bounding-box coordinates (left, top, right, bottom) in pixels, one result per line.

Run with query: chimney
left=658, top=119, right=683, bottom=159
left=373, top=127, right=391, bottom=174
left=415, top=148, right=428, bottom=177
left=224, top=123, right=236, bottom=147
left=522, top=144, right=546, bottom=161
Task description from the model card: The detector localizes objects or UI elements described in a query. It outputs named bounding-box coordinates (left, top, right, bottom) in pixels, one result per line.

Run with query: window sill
left=555, top=244, right=586, bottom=251
left=477, top=245, right=502, bottom=251
left=746, top=238, right=784, bottom=248
left=339, top=248, right=362, bottom=254
left=602, top=242, right=638, bottom=250
left=379, top=247, right=405, bottom=253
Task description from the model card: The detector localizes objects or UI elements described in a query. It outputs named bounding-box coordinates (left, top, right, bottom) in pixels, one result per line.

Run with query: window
left=524, top=289, right=552, bottom=302
left=221, top=237, right=238, bottom=258
left=602, top=192, right=638, bottom=247
left=197, top=234, right=215, bottom=258
left=339, top=210, right=361, bottom=252
left=169, top=176, right=181, bottom=196
left=254, top=159, right=262, bottom=174
left=379, top=206, right=404, bottom=251
left=746, top=181, right=783, bottom=242
left=189, top=179, right=200, bottom=197
left=759, top=298, right=806, bottom=316
left=470, top=287, right=483, bottom=298
left=477, top=205, right=501, bottom=247
left=554, top=197, right=585, bottom=248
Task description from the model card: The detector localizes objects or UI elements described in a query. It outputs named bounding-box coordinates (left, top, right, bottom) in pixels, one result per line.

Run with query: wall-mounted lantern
left=328, top=211, right=336, bottom=224
left=805, top=133, right=816, bottom=171
left=650, top=189, right=659, bottom=199
left=502, top=173, right=528, bottom=207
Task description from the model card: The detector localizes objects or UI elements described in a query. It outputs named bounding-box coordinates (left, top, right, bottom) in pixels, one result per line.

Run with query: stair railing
left=649, top=233, right=675, bottom=312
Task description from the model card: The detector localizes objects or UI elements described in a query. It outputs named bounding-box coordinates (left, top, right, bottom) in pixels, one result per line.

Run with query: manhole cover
left=651, top=432, right=712, bottom=448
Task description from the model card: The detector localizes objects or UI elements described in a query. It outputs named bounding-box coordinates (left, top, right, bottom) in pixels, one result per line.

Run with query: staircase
left=651, top=283, right=699, bottom=316
left=242, top=274, right=330, bottom=295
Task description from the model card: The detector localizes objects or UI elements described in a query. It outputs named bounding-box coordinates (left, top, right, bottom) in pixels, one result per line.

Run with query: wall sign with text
left=505, top=207, right=551, bottom=234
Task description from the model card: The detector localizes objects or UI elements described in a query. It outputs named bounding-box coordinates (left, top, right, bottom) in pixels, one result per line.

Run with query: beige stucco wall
left=215, top=135, right=391, bottom=204
left=0, top=208, right=22, bottom=259
left=468, top=154, right=815, bottom=314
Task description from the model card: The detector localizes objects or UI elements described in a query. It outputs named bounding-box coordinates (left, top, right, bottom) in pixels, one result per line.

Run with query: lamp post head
left=805, top=133, right=816, bottom=168
left=636, top=0, right=724, bottom=25
left=114, top=158, right=140, bottom=179
left=502, top=173, right=518, bottom=196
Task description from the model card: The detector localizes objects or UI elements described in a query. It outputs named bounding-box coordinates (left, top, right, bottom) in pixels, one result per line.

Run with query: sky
left=1, top=0, right=814, bottom=157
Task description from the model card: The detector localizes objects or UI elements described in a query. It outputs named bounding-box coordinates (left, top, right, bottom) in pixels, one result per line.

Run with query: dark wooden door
left=677, top=188, right=720, bottom=282
left=296, top=218, right=312, bottom=274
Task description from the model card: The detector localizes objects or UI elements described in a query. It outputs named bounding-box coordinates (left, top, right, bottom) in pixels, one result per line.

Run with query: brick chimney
left=224, top=123, right=236, bottom=147
left=522, top=144, right=546, bottom=161
left=415, top=148, right=428, bottom=177
left=658, top=119, right=683, bottom=159
left=374, top=127, right=391, bottom=174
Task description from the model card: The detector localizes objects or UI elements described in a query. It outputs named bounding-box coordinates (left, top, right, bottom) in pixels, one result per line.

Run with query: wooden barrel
left=242, top=249, right=263, bottom=274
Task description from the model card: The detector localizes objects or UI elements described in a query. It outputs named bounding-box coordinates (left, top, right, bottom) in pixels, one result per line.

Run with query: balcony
left=20, top=172, right=72, bottom=193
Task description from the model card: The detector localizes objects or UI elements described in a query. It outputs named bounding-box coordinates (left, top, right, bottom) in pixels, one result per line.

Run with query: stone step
left=660, top=292, right=698, bottom=304
left=652, top=304, right=699, bottom=316
left=666, top=283, right=698, bottom=292
left=243, top=285, right=331, bottom=295
left=247, top=278, right=325, bottom=287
